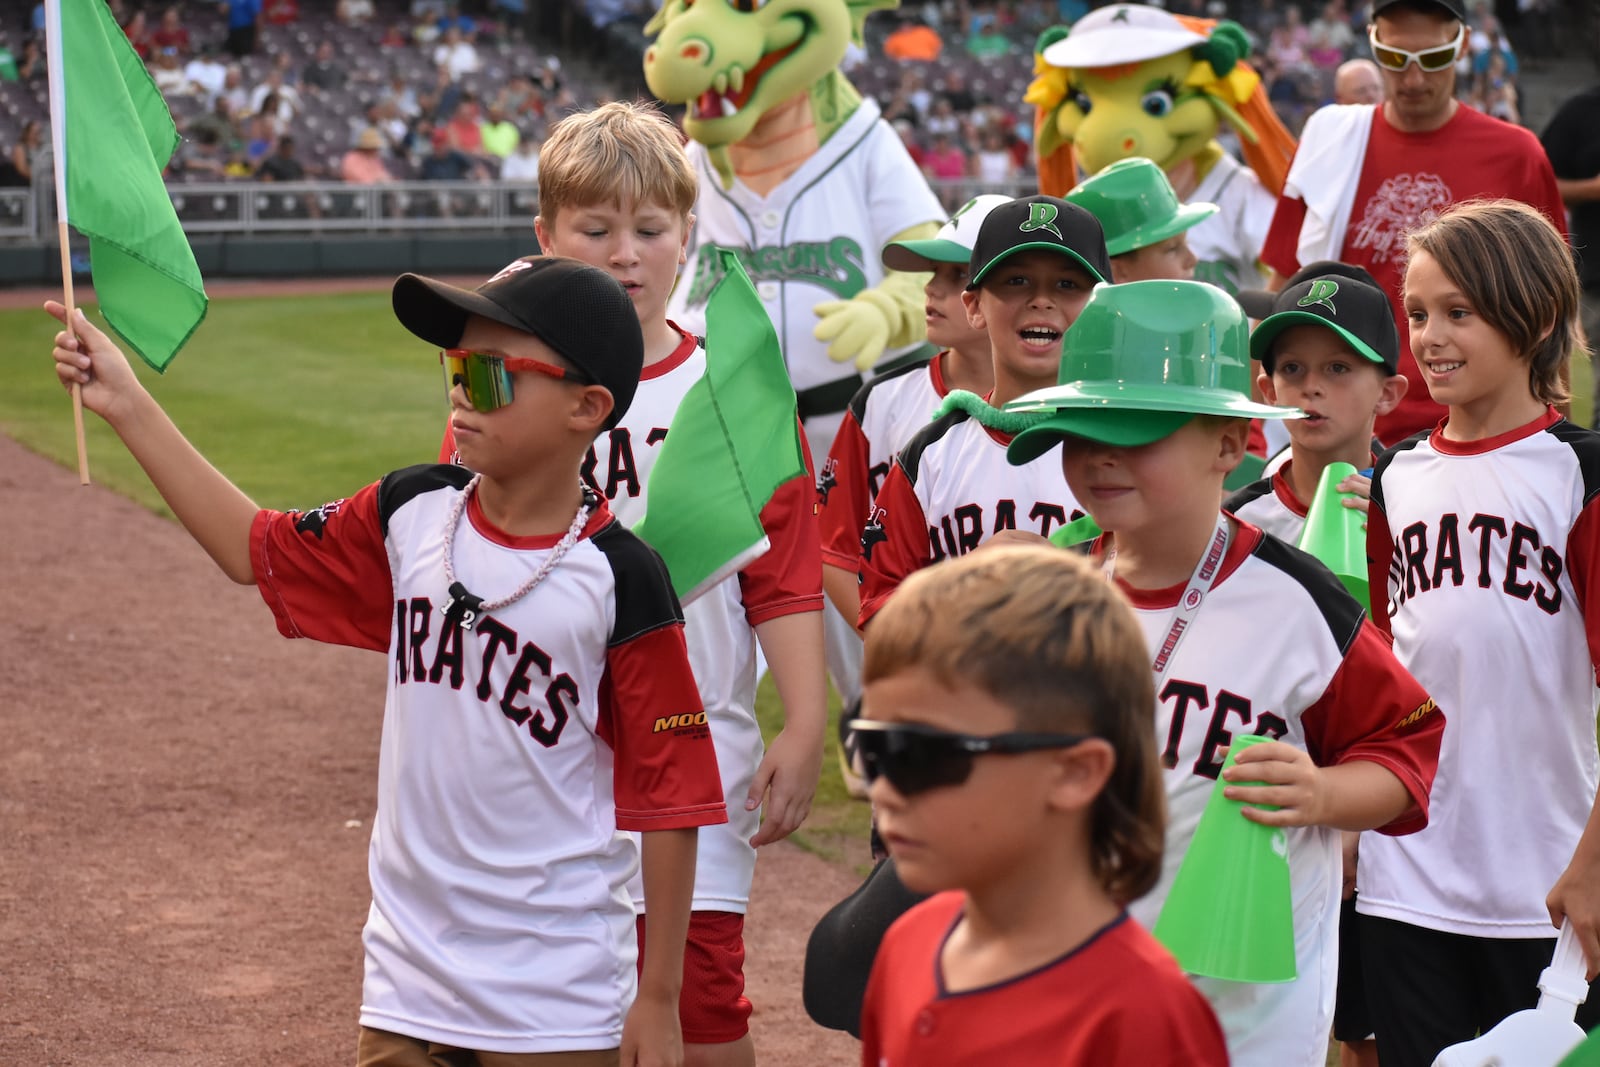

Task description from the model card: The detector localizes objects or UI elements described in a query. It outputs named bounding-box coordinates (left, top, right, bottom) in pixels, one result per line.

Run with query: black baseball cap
left=1249, top=272, right=1401, bottom=375
left=966, top=194, right=1112, bottom=289
left=1236, top=260, right=1382, bottom=320
left=1371, top=0, right=1467, bottom=22
left=392, top=256, right=644, bottom=428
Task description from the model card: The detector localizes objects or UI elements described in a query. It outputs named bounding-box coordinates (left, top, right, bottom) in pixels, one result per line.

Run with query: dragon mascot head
left=1026, top=3, right=1297, bottom=294
left=642, top=0, right=947, bottom=451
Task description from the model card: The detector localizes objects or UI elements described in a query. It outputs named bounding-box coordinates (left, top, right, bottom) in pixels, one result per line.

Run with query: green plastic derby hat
left=1006, top=280, right=1302, bottom=465
left=1067, top=158, right=1219, bottom=258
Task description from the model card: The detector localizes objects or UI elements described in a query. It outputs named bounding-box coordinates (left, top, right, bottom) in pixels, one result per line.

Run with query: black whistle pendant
left=443, top=581, right=486, bottom=632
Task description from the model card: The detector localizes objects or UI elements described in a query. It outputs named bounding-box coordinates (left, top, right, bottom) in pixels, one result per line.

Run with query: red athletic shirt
left=860, top=893, right=1229, bottom=1067
left=1262, top=104, right=1566, bottom=445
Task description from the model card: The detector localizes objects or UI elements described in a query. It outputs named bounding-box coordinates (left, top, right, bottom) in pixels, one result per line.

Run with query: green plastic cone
left=1153, top=734, right=1296, bottom=983
left=1296, top=461, right=1369, bottom=613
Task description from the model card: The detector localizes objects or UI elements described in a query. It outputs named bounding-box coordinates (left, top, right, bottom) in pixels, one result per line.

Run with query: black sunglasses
left=847, top=719, right=1096, bottom=797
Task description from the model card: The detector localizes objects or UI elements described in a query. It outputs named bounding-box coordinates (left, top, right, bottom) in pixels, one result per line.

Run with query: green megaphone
left=1153, top=734, right=1297, bottom=984
left=1297, top=461, right=1370, bottom=614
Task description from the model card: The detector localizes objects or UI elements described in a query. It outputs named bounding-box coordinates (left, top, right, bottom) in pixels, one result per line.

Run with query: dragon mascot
left=643, top=0, right=945, bottom=456
left=1027, top=3, right=1297, bottom=296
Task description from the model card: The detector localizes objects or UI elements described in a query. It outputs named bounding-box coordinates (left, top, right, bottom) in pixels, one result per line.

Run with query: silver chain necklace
left=440, top=474, right=593, bottom=632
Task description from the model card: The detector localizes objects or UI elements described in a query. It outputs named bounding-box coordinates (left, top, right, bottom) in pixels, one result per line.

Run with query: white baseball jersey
left=1362, top=409, right=1600, bottom=938
left=1225, top=463, right=1311, bottom=544
left=817, top=354, right=948, bottom=572
left=1104, top=520, right=1442, bottom=1067
left=579, top=327, right=823, bottom=913
left=1187, top=152, right=1274, bottom=296
left=666, top=98, right=944, bottom=455
left=251, top=466, right=726, bottom=1052
left=857, top=406, right=1083, bottom=627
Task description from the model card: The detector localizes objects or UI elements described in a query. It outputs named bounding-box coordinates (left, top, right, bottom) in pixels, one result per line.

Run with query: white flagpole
left=44, top=0, right=90, bottom=485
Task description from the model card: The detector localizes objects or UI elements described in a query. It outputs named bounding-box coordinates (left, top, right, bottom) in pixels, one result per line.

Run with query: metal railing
left=6, top=177, right=1042, bottom=243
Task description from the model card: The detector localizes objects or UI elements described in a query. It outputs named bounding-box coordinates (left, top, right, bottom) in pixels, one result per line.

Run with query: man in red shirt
left=1260, top=0, right=1564, bottom=445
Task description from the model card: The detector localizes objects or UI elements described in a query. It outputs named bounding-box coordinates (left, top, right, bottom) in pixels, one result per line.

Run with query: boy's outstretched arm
left=1548, top=798, right=1600, bottom=979
left=623, top=827, right=696, bottom=1067
left=48, top=302, right=258, bottom=584
left=747, top=610, right=827, bottom=847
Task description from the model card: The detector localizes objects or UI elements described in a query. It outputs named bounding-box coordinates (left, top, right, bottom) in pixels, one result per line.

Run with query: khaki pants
left=357, top=1027, right=620, bottom=1067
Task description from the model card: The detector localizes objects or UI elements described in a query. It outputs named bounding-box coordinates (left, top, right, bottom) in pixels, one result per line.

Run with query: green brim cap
left=882, top=237, right=973, bottom=271
left=1008, top=407, right=1196, bottom=464
left=1107, top=201, right=1217, bottom=257
left=1065, top=158, right=1218, bottom=257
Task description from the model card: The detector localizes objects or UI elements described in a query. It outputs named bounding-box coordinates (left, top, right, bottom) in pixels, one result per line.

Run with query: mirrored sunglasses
left=847, top=719, right=1095, bottom=797
left=440, top=349, right=589, bottom=413
left=1367, top=24, right=1464, bottom=72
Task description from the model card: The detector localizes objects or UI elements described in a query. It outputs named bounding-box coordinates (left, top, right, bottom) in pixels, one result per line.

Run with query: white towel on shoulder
left=1285, top=103, right=1377, bottom=267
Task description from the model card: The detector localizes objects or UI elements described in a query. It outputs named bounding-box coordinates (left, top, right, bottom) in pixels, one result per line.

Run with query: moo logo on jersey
left=583, top=425, right=670, bottom=501
left=1158, top=679, right=1290, bottom=778
left=925, top=500, right=1082, bottom=560
left=393, top=596, right=578, bottom=748
left=683, top=239, right=868, bottom=306
left=1387, top=512, right=1564, bottom=615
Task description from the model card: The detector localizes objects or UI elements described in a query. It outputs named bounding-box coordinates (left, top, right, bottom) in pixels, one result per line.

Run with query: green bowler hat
left=1066, top=158, right=1218, bottom=258
left=1006, top=280, right=1302, bottom=465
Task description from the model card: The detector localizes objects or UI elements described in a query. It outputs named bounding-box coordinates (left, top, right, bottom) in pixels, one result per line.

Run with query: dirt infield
left=0, top=432, right=863, bottom=1066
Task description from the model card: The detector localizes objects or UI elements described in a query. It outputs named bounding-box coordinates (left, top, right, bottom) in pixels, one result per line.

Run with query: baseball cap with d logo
left=882, top=194, right=1013, bottom=271
left=1249, top=272, right=1400, bottom=376
left=966, top=194, right=1113, bottom=289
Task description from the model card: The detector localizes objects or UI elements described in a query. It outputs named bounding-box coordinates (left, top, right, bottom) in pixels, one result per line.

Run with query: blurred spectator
left=302, top=40, right=346, bottom=94
left=244, top=113, right=276, bottom=164
left=884, top=17, right=942, bottom=61
left=184, top=46, right=229, bottom=106
left=0, top=120, right=44, bottom=186
left=892, top=118, right=925, bottom=168
left=1475, top=50, right=1519, bottom=122
left=534, top=55, right=564, bottom=98
left=1267, top=23, right=1308, bottom=69
left=372, top=98, right=409, bottom=148
left=151, top=46, right=188, bottom=94
left=15, top=37, right=42, bottom=81
left=256, top=134, right=307, bottom=180
left=496, top=73, right=539, bottom=120
left=967, top=22, right=1012, bottom=58
left=387, top=73, right=422, bottom=119
left=150, top=6, right=191, bottom=55
left=419, top=128, right=488, bottom=180
left=220, top=0, right=260, bottom=56
left=172, top=134, right=228, bottom=178
left=249, top=69, right=300, bottom=124
left=336, top=0, right=374, bottom=25
left=124, top=10, right=154, bottom=59
left=971, top=125, right=1015, bottom=185
left=342, top=127, right=395, bottom=182
left=30, top=0, right=44, bottom=37
left=436, top=2, right=476, bottom=36
left=262, top=0, right=298, bottom=25
left=480, top=104, right=520, bottom=158
left=220, top=63, right=250, bottom=115
left=379, top=21, right=409, bottom=47
left=433, top=26, right=479, bottom=81
left=187, top=96, right=238, bottom=148
left=923, top=130, right=967, bottom=205
left=443, top=96, right=485, bottom=155
left=500, top=132, right=540, bottom=180
left=938, top=68, right=975, bottom=113
left=1306, top=0, right=1353, bottom=69
left=924, top=97, right=960, bottom=138
left=1333, top=57, right=1384, bottom=104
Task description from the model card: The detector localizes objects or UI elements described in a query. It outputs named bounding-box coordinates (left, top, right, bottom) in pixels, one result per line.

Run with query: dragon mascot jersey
left=644, top=0, right=945, bottom=453
left=1028, top=4, right=1296, bottom=295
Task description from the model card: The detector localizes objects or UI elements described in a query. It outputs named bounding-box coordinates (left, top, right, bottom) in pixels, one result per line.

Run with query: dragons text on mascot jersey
left=1028, top=4, right=1296, bottom=296
left=644, top=0, right=944, bottom=454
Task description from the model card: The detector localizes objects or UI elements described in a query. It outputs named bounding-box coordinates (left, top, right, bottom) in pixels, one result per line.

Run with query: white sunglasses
left=1367, top=24, right=1465, bottom=72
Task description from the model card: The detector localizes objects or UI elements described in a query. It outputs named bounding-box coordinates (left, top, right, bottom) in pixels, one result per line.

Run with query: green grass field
left=0, top=292, right=875, bottom=864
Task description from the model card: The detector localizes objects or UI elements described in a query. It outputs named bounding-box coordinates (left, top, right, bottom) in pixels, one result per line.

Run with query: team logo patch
left=653, top=711, right=709, bottom=732
left=1183, top=588, right=1203, bottom=610
left=292, top=498, right=345, bottom=539
left=487, top=259, right=534, bottom=285
left=1020, top=202, right=1063, bottom=240
left=861, top=506, right=889, bottom=562
left=817, top=458, right=838, bottom=505
left=1394, top=697, right=1438, bottom=730
left=1297, top=279, right=1340, bottom=315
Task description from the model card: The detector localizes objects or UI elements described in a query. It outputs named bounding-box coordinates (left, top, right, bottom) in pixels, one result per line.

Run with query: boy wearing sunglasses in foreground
left=45, top=257, right=727, bottom=1066
left=1002, top=280, right=1444, bottom=1067
left=853, top=544, right=1228, bottom=1065
left=1260, top=0, right=1563, bottom=446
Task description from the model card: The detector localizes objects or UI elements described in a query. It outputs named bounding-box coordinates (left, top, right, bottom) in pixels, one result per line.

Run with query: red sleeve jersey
left=738, top=431, right=824, bottom=626
left=860, top=893, right=1228, bottom=1067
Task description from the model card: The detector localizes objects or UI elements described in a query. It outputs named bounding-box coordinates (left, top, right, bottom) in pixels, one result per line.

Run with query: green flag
left=46, top=0, right=207, bottom=370
left=635, top=249, right=808, bottom=604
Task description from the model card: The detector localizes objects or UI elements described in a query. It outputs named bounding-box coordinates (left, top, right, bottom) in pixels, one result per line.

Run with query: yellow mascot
left=1028, top=3, right=1297, bottom=295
